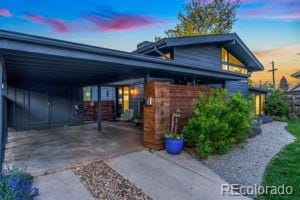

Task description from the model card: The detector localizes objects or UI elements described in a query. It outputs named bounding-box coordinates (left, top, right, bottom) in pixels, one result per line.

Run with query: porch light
left=130, top=88, right=137, bottom=95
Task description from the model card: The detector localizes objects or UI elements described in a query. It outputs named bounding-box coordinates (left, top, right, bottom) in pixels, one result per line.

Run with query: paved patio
left=4, top=122, right=143, bottom=175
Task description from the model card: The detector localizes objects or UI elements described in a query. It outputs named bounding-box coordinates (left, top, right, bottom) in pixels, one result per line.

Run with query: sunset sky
left=0, top=0, right=299, bottom=86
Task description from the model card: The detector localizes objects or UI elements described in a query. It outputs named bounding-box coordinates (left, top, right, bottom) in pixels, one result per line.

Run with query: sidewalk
left=34, top=170, right=93, bottom=200
left=106, top=150, right=250, bottom=200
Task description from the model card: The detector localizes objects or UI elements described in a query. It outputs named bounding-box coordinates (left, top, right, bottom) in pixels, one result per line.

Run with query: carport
left=0, top=30, right=244, bottom=171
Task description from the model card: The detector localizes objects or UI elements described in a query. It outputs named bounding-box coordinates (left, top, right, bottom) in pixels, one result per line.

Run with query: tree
left=279, top=76, right=289, bottom=92
left=265, top=88, right=289, bottom=117
left=165, top=0, right=240, bottom=37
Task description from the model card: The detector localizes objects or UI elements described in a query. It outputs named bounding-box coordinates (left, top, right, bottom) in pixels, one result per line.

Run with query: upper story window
left=160, top=52, right=171, bottom=59
left=221, top=48, right=248, bottom=74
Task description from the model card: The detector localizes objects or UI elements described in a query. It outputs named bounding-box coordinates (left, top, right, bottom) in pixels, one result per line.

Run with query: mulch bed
left=73, top=161, right=151, bottom=200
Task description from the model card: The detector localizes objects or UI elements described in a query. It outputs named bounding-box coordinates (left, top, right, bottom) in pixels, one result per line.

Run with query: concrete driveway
left=106, top=150, right=250, bottom=200
left=4, top=122, right=143, bottom=175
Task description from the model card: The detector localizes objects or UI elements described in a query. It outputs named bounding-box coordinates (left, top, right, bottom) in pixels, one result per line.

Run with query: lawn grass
left=257, top=120, right=300, bottom=200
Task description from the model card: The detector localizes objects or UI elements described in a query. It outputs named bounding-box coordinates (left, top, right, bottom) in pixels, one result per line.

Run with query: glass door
left=117, top=86, right=130, bottom=116
left=123, top=86, right=129, bottom=112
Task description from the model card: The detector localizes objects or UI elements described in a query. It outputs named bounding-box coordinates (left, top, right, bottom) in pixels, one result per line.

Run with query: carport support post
left=97, top=85, right=101, bottom=131
left=144, top=70, right=150, bottom=83
left=0, top=59, right=3, bottom=171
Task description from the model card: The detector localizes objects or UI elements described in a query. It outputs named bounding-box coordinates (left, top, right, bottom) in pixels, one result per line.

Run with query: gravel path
left=73, top=161, right=151, bottom=200
left=202, top=121, right=295, bottom=188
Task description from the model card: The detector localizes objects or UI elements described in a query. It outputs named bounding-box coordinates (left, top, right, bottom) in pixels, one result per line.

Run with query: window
left=254, top=94, right=266, bottom=115
left=83, top=87, right=91, bottom=101
left=221, top=48, right=248, bottom=74
left=221, top=48, right=228, bottom=62
left=160, top=52, right=171, bottom=59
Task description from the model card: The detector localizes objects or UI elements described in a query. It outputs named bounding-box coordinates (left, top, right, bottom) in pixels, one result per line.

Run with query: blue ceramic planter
left=165, top=138, right=184, bottom=155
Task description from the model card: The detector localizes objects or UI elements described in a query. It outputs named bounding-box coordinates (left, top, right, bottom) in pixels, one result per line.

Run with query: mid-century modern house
left=0, top=30, right=264, bottom=166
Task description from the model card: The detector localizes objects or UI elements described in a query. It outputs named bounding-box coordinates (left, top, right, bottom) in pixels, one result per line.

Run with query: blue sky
left=0, top=0, right=299, bottom=84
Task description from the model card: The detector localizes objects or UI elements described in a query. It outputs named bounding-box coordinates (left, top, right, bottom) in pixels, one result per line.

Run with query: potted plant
left=164, top=132, right=184, bottom=155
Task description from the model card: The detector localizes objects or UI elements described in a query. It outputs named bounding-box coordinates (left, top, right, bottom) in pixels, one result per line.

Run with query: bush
left=183, top=89, right=251, bottom=157
left=0, top=169, right=39, bottom=200
left=265, top=88, right=289, bottom=118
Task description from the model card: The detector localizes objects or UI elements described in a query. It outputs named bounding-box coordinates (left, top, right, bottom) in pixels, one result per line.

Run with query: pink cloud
left=46, top=19, right=69, bottom=33
left=0, top=8, right=12, bottom=17
left=83, top=8, right=160, bottom=32
left=240, top=11, right=300, bottom=20
left=25, top=13, right=69, bottom=33
left=25, top=13, right=46, bottom=23
left=85, top=14, right=156, bottom=31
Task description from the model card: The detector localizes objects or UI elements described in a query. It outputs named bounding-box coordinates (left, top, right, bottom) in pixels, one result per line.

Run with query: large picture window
left=221, top=48, right=248, bottom=74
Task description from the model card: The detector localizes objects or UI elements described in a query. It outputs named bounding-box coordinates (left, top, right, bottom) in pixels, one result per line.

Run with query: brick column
left=143, top=82, right=170, bottom=150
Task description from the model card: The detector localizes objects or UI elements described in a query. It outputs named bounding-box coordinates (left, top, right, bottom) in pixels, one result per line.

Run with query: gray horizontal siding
left=129, top=85, right=144, bottom=116
left=225, top=79, right=249, bottom=97
left=174, top=45, right=221, bottom=70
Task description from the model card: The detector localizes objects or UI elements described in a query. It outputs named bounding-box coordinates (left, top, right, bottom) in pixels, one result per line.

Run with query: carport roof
left=0, top=30, right=247, bottom=88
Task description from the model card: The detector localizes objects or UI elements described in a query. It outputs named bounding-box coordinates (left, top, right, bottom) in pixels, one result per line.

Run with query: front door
left=117, top=86, right=130, bottom=116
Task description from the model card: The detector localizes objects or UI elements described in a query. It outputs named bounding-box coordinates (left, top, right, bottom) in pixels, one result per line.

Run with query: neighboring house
left=288, top=84, right=300, bottom=96
left=83, top=34, right=264, bottom=121
left=287, top=84, right=300, bottom=118
left=291, top=71, right=300, bottom=79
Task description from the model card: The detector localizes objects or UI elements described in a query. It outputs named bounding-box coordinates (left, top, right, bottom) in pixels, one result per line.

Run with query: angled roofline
left=0, top=29, right=248, bottom=81
left=133, top=33, right=264, bottom=71
left=287, top=84, right=300, bottom=92
left=249, top=87, right=268, bottom=94
left=291, top=71, right=300, bottom=79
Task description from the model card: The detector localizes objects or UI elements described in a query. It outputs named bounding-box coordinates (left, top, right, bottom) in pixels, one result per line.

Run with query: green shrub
left=183, top=89, right=251, bottom=157
left=265, top=88, right=289, bottom=117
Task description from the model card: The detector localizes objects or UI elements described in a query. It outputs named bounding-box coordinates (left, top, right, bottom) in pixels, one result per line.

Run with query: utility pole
left=268, top=61, right=277, bottom=88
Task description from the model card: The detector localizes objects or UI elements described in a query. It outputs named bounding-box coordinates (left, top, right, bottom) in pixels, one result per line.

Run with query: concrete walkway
left=34, top=170, right=93, bottom=200
left=106, top=150, right=250, bottom=200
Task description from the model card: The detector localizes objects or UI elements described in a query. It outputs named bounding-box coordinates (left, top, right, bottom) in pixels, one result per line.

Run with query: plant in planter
left=164, top=132, right=184, bottom=155
left=164, top=109, right=184, bottom=155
